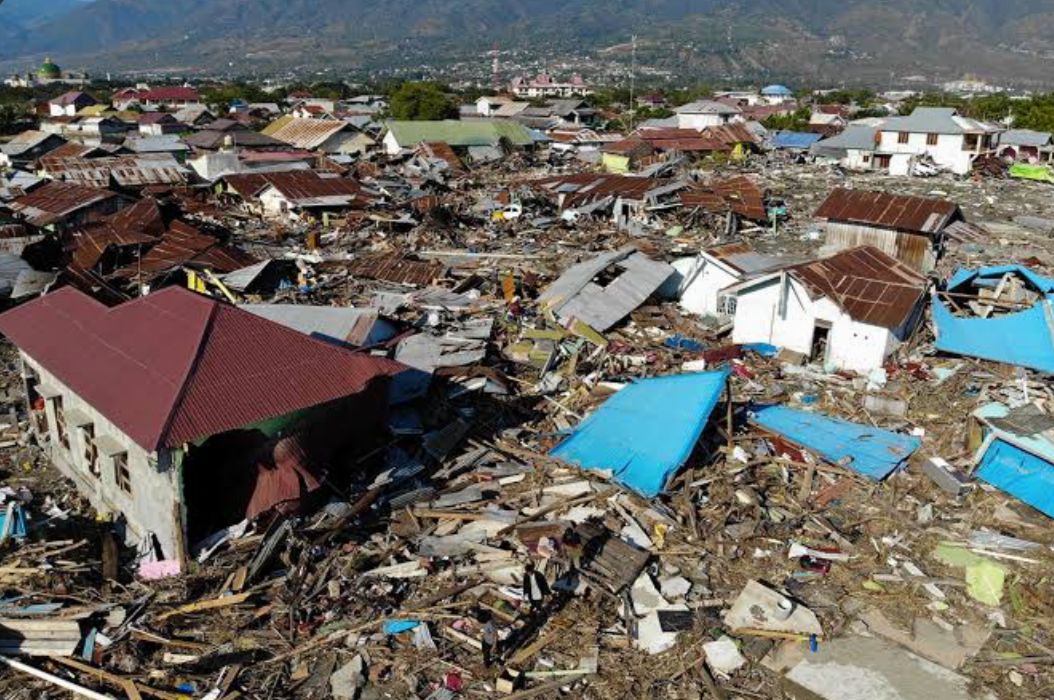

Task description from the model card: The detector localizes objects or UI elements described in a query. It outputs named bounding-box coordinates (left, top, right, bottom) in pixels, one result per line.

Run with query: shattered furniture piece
left=0, top=287, right=405, bottom=562
left=551, top=368, right=731, bottom=497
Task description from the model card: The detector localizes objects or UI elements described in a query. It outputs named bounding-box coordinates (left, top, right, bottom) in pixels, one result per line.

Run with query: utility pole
left=629, top=34, right=637, bottom=133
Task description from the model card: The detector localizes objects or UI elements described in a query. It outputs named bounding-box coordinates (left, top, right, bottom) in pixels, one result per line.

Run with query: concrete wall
left=673, top=255, right=740, bottom=318
left=23, top=352, right=184, bottom=559
left=876, top=130, right=979, bottom=175
left=730, top=276, right=895, bottom=373
left=676, top=113, right=727, bottom=130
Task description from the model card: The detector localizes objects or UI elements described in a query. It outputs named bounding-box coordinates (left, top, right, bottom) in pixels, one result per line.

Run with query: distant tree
left=0, top=103, right=28, bottom=136
left=762, top=106, right=811, bottom=132
left=389, top=81, right=455, bottom=121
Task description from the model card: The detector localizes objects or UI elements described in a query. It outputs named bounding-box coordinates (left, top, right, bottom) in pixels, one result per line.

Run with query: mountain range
left=3, top=0, right=1054, bottom=86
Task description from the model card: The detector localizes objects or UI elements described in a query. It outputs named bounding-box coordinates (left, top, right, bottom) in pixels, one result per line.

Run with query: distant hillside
left=4, top=0, right=1054, bottom=86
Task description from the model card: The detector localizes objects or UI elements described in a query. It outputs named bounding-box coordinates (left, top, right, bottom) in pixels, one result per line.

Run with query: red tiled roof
left=814, top=188, right=961, bottom=234
left=139, top=87, right=201, bottom=103
left=0, top=287, right=404, bottom=450
left=789, top=246, right=927, bottom=329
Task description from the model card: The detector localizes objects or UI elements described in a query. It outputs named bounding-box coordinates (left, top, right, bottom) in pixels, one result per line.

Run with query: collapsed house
left=814, top=188, right=963, bottom=273
left=725, top=246, right=928, bottom=373
left=530, top=173, right=689, bottom=228
left=538, top=246, right=675, bottom=333
left=667, top=242, right=795, bottom=320
left=382, top=120, right=534, bottom=157
left=969, top=402, right=1054, bottom=518
left=932, top=265, right=1054, bottom=374
left=0, top=286, right=405, bottom=562
left=8, top=180, right=127, bottom=232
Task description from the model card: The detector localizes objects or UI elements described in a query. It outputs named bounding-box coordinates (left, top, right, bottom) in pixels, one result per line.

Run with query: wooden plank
left=155, top=591, right=253, bottom=622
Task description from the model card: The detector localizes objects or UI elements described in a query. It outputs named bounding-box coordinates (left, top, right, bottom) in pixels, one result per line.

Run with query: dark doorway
left=811, top=323, right=831, bottom=363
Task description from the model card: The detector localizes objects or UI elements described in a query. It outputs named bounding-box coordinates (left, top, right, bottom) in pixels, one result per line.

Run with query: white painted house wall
left=258, top=186, right=296, bottom=220
left=383, top=130, right=403, bottom=155
left=845, top=149, right=874, bottom=171
left=877, top=131, right=973, bottom=175
left=676, top=113, right=728, bottom=131
left=24, top=353, right=184, bottom=559
left=671, top=255, right=740, bottom=318
left=729, top=277, right=896, bottom=373
left=49, top=103, right=77, bottom=118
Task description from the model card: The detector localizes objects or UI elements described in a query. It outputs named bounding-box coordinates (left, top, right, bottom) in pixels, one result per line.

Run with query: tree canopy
left=389, top=82, right=455, bottom=121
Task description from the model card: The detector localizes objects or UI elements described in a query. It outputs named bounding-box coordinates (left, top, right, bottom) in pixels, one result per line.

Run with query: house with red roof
left=0, top=287, right=405, bottom=562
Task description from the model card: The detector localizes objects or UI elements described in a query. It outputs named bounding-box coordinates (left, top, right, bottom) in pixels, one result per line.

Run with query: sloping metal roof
left=240, top=303, right=395, bottom=347
left=386, top=120, right=533, bottom=149
left=539, top=246, right=675, bottom=332
left=880, top=107, right=1001, bottom=135
left=814, top=188, right=960, bottom=234
left=9, top=181, right=116, bottom=227
left=674, top=100, right=741, bottom=115
left=264, top=117, right=349, bottom=150
left=0, top=286, right=404, bottom=451
left=789, top=246, right=927, bottom=329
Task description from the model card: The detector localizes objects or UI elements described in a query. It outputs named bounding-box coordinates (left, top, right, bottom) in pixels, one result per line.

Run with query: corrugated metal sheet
left=551, top=369, right=730, bottom=497
left=815, top=188, right=960, bottom=234
left=530, top=173, right=668, bottom=209
left=750, top=405, right=921, bottom=480
left=790, top=246, right=927, bottom=329
left=0, top=286, right=404, bottom=451
left=264, top=117, right=348, bottom=150
left=240, top=303, right=396, bottom=347
left=539, top=246, right=675, bottom=332
left=9, top=180, right=117, bottom=227
left=111, top=220, right=255, bottom=279
left=681, top=175, right=767, bottom=221
left=348, top=254, right=446, bottom=287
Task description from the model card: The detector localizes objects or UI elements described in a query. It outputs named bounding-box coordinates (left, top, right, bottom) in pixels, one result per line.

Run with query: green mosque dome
left=37, top=58, right=62, bottom=80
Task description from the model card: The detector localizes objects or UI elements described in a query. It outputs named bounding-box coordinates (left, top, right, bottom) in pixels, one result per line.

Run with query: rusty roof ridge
left=154, top=298, right=220, bottom=452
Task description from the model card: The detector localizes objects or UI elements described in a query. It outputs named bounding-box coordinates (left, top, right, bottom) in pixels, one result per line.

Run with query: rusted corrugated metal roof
left=264, top=117, right=348, bottom=150
left=348, top=254, right=446, bottom=287
left=700, top=123, right=760, bottom=146
left=9, top=181, right=116, bottom=227
left=113, top=220, right=255, bottom=279
left=814, top=188, right=961, bottom=234
left=681, top=175, right=767, bottom=221
left=789, top=246, right=927, bottom=329
left=69, top=198, right=166, bottom=269
left=0, top=286, right=404, bottom=450
left=530, top=173, right=668, bottom=208
left=42, top=155, right=188, bottom=188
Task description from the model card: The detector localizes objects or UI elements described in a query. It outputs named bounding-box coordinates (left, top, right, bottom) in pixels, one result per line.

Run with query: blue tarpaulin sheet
left=550, top=369, right=730, bottom=497
left=932, top=295, right=1054, bottom=374
left=749, top=405, right=921, bottom=480
left=947, top=265, right=1054, bottom=295
left=771, top=131, right=823, bottom=150
left=976, top=439, right=1054, bottom=518
left=383, top=619, right=422, bottom=635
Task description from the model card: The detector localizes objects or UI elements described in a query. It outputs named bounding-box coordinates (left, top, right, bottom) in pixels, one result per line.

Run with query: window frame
left=897, top=131, right=909, bottom=144
left=113, top=452, right=131, bottom=494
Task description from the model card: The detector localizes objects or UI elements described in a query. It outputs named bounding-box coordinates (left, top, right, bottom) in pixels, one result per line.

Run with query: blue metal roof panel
left=749, top=405, right=921, bottom=480
left=550, top=369, right=730, bottom=497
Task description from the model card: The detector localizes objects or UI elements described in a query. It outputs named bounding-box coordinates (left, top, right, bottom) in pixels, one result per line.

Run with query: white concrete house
left=668, top=242, right=793, bottom=319
left=875, top=107, right=1002, bottom=175
left=49, top=91, right=96, bottom=118
left=674, top=100, right=742, bottom=131
left=809, top=123, right=883, bottom=171
left=0, top=287, right=401, bottom=563
left=724, top=246, right=927, bottom=373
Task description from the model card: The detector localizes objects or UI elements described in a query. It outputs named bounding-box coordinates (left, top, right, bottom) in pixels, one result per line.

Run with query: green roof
left=38, top=58, right=61, bottom=78
left=386, top=120, right=532, bottom=149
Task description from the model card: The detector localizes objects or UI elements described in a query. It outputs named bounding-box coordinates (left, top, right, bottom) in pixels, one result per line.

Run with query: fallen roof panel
left=551, top=369, right=730, bottom=497
left=750, top=404, right=921, bottom=480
